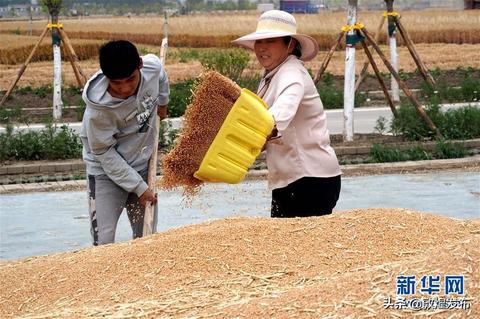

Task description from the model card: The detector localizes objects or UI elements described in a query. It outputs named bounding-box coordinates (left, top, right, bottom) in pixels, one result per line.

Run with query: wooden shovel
left=143, top=14, right=169, bottom=236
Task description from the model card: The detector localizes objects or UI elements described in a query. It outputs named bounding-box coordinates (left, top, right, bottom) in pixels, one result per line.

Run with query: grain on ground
left=0, top=208, right=478, bottom=318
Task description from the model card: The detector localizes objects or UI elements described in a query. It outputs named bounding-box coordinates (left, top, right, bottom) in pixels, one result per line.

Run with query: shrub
left=391, top=104, right=480, bottom=140
left=405, top=144, right=433, bottom=161
left=369, top=142, right=466, bottom=163
left=420, top=71, right=480, bottom=103
left=32, top=85, right=53, bottom=98
left=374, top=116, right=389, bottom=134
left=168, top=79, right=195, bottom=118
left=316, top=72, right=365, bottom=109
left=0, top=106, right=26, bottom=124
left=16, top=86, right=34, bottom=95
left=370, top=143, right=409, bottom=162
left=236, top=73, right=261, bottom=93
left=421, top=80, right=462, bottom=103
left=316, top=73, right=341, bottom=109
left=171, top=48, right=201, bottom=63
left=64, top=86, right=83, bottom=95
left=0, top=124, right=82, bottom=161
left=322, top=72, right=334, bottom=86
left=459, top=74, right=480, bottom=102
left=440, top=106, right=480, bottom=139
left=13, top=85, right=53, bottom=98
left=198, top=48, right=250, bottom=81
left=434, top=140, right=468, bottom=159
left=75, top=104, right=86, bottom=121
left=391, top=102, right=443, bottom=140
left=158, top=120, right=179, bottom=152
left=40, top=125, right=82, bottom=160
left=318, top=85, right=343, bottom=109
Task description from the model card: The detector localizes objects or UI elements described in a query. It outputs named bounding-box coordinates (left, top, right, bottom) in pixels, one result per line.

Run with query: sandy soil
left=0, top=208, right=478, bottom=318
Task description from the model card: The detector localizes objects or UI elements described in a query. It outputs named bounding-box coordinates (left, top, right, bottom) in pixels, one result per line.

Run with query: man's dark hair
left=99, top=40, right=141, bottom=80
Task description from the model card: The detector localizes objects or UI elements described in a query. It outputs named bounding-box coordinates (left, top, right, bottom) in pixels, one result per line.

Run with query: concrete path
left=1, top=169, right=478, bottom=260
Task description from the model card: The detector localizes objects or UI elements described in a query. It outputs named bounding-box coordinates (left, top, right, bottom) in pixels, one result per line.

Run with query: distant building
left=257, top=3, right=275, bottom=12
left=280, top=0, right=319, bottom=13
left=464, top=0, right=480, bottom=9
left=0, top=3, right=41, bottom=18
left=326, top=0, right=465, bottom=11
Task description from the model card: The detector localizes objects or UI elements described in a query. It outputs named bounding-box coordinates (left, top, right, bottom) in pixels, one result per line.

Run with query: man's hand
left=157, top=105, right=167, bottom=120
left=139, top=189, right=157, bottom=207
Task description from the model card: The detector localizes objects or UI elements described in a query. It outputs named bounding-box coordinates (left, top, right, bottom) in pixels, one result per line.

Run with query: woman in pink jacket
left=233, top=10, right=342, bottom=218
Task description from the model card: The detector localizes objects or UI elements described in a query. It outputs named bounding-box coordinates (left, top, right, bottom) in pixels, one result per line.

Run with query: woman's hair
left=283, top=36, right=302, bottom=58
left=99, top=40, right=141, bottom=80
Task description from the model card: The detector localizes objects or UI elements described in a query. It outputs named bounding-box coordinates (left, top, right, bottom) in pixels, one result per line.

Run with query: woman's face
left=254, top=37, right=293, bottom=71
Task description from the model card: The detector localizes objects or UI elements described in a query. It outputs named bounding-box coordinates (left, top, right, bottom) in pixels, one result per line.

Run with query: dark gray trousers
left=87, top=169, right=157, bottom=245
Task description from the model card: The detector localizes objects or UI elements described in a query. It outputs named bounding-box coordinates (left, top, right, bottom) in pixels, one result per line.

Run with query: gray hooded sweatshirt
left=80, top=54, right=169, bottom=197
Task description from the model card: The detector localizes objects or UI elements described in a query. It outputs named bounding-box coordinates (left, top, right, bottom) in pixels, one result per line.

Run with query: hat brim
left=232, top=31, right=319, bottom=62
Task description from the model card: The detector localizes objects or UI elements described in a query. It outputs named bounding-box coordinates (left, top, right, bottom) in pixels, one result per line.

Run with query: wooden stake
left=359, top=35, right=398, bottom=117
left=359, top=27, right=442, bottom=138
left=0, top=26, right=49, bottom=107
left=313, top=31, right=344, bottom=85
left=355, top=15, right=385, bottom=92
left=394, top=16, right=436, bottom=87
left=59, top=28, right=87, bottom=87
left=144, top=13, right=169, bottom=237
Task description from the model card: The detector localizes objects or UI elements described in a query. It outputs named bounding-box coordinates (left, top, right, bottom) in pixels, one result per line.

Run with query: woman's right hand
left=267, top=126, right=278, bottom=141
left=262, top=126, right=279, bottom=151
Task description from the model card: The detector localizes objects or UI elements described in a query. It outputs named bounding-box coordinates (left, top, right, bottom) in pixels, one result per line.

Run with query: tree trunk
left=51, top=14, right=63, bottom=121
left=343, top=0, right=358, bottom=142
left=385, top=0, right=400, bottom=103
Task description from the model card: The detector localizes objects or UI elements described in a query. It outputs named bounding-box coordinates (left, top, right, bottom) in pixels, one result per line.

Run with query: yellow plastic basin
left=194, top=88, right=274, bottom=184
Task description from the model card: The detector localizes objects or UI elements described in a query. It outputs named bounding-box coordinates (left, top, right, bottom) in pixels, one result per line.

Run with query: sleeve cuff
left=157, top=96, right=169, bottom=105
left=133, top=181, right=149, bottom=197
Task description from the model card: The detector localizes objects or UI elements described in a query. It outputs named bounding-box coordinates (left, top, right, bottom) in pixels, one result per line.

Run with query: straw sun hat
left=232, top=10, right=319, bottom=62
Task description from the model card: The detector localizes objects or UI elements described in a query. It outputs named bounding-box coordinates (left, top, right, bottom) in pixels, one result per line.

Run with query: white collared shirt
left=259, top=55, right=341, bottom=190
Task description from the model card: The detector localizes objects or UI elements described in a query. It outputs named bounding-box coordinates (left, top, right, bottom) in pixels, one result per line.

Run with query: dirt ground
left=1, top=42, right=479, bottom=124
left=0, top=208, right=478, bottom=318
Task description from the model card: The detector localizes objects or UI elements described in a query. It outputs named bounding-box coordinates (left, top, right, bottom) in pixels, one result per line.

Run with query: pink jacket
left=258, top=55, right=341, bottom=190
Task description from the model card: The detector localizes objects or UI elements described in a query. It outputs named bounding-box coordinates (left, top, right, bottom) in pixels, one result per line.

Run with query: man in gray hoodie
left=80, top=40, right=169, bottom=245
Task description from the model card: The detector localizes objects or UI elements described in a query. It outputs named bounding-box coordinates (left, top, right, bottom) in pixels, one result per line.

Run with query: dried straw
left=0, top=208, right=479, bottom=318
left=159, top=71, right=241, bottom=196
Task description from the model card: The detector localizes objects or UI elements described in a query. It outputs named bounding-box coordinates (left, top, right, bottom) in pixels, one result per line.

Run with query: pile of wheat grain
left=160, top=71, right=241, bottom=196
left=0, top=208, right=478, bottom=318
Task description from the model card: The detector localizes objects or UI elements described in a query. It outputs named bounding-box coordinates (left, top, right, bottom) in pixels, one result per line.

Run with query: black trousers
left=271, top=175, right=341, bottom=218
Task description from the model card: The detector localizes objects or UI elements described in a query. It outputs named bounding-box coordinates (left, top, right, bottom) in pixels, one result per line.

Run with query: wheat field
left=0, top=10, right=479, bottom=49
left=1, top=42, right=479, bottom=90
left=0, top=10, right=479, bottom=89
left=1, top=10, right=478, bottom=36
